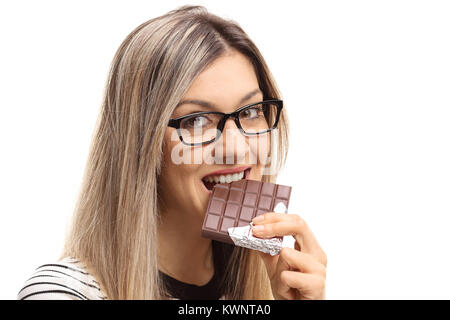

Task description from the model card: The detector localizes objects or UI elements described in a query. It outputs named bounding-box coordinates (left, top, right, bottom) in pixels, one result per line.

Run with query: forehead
left=183, top=51, right=261, bottom=105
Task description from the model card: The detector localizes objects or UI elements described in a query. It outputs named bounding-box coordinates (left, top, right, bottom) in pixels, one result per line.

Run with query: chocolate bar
left=201, top=179, right=292, bottom=253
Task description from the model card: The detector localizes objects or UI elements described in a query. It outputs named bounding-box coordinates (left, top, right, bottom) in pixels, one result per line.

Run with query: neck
left=157, top=206, right=214, bottom=286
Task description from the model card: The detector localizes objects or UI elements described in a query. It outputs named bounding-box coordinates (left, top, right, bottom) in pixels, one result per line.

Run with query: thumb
left=257, top=250, right=279, bottom=280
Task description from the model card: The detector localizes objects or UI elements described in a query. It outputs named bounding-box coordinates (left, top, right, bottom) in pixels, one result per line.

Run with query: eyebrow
left=175, top=88, right=263, bottom=110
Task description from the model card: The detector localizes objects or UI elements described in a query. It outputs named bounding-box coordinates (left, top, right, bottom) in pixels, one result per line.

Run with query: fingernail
left=252, top=215, right=264, bottom=223
left=252, top=225, right=264, bottom=233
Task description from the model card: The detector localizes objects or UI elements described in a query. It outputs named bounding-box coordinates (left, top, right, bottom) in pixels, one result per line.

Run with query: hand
left=251, top=212, right=327, bottom=300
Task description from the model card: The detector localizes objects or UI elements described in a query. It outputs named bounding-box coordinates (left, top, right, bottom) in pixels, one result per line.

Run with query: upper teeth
left=204, top=171, right=245, bottom=184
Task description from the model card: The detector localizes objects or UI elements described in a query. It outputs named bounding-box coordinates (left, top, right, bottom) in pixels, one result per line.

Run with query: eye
left=240, top=105, right=264, bottom=120
left=181, top=115, right=210, bottom=129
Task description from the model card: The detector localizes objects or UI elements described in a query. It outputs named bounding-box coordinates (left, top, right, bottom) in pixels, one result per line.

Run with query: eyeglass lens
left=177, top=102, right=278, bottom=145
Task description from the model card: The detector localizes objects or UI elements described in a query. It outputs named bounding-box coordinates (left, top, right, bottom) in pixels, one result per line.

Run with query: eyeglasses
left=168, top=99, right=283, bottom=146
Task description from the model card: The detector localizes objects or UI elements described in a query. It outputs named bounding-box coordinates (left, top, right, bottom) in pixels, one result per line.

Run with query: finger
left=252, top=212, right=292, bottom=225
left=252, top=215, right=327, bottom=264
left=278, top=247, right=326, bottom=275
left=252, top=213, right=311, bottom=245
left=280, top=270, right=326, bottom=295
left=273, top=249, right=296, bottom=300
left=258, top=251, right=296, bottom=300
left=257, top=251, right=279, bottom=281
left=252, top=218, right=311, bottom=248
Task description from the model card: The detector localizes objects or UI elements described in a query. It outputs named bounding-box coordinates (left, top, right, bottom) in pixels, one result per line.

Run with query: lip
left=202, top=166, right=251, bottom=180
left=201, top=166, right=251, bottom=194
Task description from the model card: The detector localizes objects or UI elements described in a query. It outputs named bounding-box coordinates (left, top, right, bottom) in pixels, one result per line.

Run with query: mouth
left=201, top=167, right=251, bottom=193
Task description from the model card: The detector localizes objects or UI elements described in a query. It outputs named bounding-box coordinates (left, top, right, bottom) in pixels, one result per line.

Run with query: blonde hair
left=60, top=5, right=289, bottom=299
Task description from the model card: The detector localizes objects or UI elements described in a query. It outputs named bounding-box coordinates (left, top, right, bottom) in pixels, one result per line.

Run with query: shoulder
left=17, top=257, right=108, bottom=300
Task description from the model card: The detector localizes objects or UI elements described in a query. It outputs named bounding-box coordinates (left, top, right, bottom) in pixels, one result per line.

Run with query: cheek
left=247, top=135, right=271, bottom=165
left=159, top=133, right=185, bottom=201
left=261, top=134, right=271, bottom=161
left=162, top=133, right=193, bottom=175
left=160, top=131, right=203, bottom=203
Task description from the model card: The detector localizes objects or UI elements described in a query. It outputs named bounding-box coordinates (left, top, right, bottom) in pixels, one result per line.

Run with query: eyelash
left=180, top=101, right=263, bottom=118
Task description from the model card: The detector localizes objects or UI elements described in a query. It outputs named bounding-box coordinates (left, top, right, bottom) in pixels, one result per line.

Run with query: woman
left=17, top=5, right=326, bottom=300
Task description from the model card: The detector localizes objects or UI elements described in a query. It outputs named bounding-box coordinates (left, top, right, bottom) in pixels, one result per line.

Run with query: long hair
left=60, top=5, right=289, bottom=299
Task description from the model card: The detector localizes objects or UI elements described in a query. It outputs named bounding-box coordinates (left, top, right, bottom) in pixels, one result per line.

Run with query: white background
left=1, top=0, right=449, bottom=299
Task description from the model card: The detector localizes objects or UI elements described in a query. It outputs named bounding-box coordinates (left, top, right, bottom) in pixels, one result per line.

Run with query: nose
left=215, top=117, right=247, bottom=165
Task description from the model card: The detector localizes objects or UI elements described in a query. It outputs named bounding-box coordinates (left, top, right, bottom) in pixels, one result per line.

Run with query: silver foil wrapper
left=227, top=202, right=288, bottom=256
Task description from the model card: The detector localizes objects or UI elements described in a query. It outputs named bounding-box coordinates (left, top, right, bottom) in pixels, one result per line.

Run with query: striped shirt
left=17, top=257, right=108, bottom=300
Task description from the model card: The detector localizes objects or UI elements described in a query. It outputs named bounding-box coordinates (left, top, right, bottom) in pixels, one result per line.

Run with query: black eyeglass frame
left=167, top=99, right=283, bottom=146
